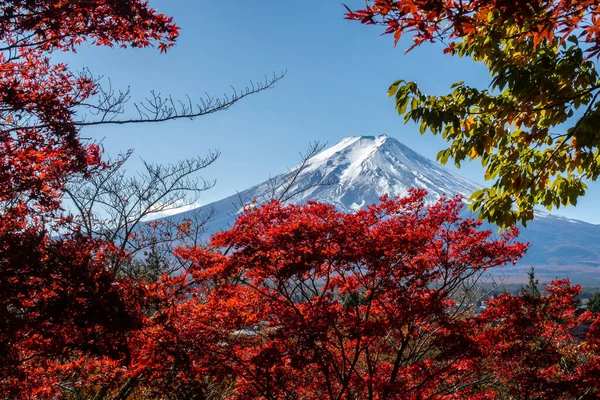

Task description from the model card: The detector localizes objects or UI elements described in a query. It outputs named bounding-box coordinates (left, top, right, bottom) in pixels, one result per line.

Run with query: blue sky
left=66, top=0, right=600, bottom=224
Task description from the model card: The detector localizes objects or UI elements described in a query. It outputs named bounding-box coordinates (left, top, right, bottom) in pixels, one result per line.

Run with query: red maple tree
left=122, top=191, right=528, bottom=398
left=0, top=1, right=178, bottom=396
left=0, top=0, right=179, bottom=216
left=0, top=1, right=286, bottom=397
left=474, top=279, right=600, bottom=399
left=117, top=192, right=599, bottom=399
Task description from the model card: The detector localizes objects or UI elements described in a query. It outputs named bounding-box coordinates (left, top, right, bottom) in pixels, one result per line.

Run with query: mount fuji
left=256, top=135, right=479, bottom=212
left=167, top=135, right=600, bottom=285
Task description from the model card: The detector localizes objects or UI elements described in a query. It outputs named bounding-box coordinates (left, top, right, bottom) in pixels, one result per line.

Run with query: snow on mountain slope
left=167, top=135, right=600, bottom=284
left=252, top=135, right=479, bottom=212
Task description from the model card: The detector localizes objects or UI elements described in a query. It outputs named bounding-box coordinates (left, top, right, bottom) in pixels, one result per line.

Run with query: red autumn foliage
left=344, top=0, right=600, bottom=56
left=0, top=0, right=178, bottom=216
left=101, top=191, right=599, bottom=399
left=0, top=0, right=179, bottom=397
left=475, top=280, right=600, bottom=398
left=0, top=232, right=144, bottom=398
left=3, top=1, right=600, bottom=398
left=125, top=191, right=525, bottom=398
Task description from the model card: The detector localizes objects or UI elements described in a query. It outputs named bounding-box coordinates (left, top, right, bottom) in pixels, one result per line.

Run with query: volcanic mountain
left=170, top=135, right=600, bottom=285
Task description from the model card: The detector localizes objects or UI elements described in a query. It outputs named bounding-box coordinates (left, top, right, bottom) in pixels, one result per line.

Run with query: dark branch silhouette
left=65, top=150, right=218, bottom=276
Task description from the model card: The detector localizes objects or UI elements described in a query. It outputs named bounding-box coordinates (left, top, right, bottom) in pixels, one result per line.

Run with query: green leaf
left=436, top=149, right=451, bottom=164
left=387, top=80, right=402, bottom=98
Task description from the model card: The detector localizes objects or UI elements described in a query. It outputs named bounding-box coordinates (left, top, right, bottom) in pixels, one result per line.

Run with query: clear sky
left=65, top=0, right=600, bottom=224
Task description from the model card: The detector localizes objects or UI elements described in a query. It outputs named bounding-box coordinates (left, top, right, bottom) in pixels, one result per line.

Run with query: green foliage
left=589, top=292, right=600, bottom=313
left=389, top=33, right=600, bottom=226
left=520, top=267, right=541, bottom=299
left=125, top=242, right=171, bottom=282
left=350, top=1, right=600, bottom=227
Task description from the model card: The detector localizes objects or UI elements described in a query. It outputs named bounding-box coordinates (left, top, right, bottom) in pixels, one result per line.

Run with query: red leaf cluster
left=0, top=1, right=179, bottom=397
left=344, top=0, right=600, bottom=56
left=122, top=191, right=525, bottom=398
left=0, top=0, right=179, bottom=216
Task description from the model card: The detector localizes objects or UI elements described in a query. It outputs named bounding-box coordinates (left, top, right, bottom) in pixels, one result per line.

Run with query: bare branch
left=65, top=149, right=219, bottom=277
left=75, top=72, right=286, bottom=127
left=229, top=141, right=338, bottom=216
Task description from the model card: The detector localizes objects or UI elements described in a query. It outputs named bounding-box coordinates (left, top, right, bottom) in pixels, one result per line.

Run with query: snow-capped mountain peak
left=171, top=134, right=480, bottom=227
left=273, top=135, right=479, bottom=212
